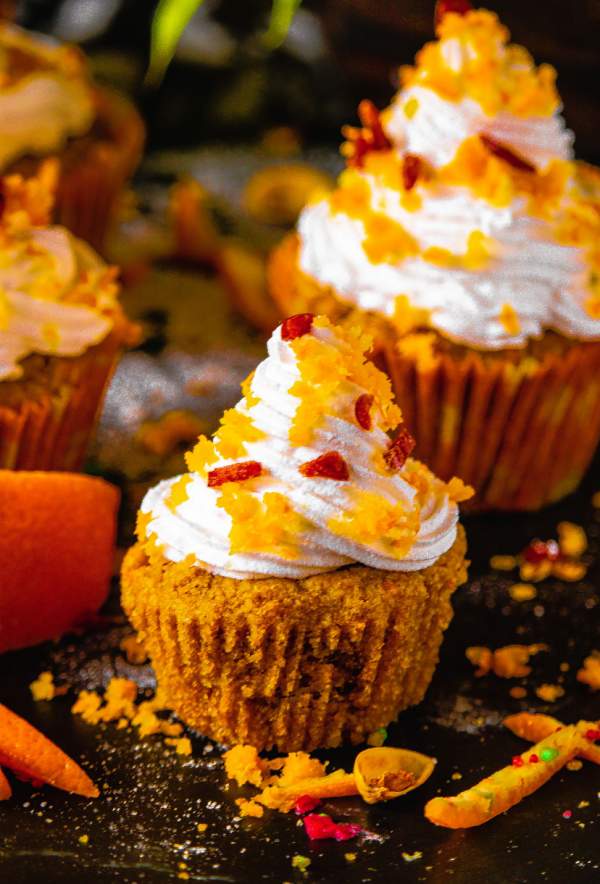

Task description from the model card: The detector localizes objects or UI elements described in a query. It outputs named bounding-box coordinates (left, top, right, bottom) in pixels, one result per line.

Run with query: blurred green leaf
left=263, top=0, right=302, bottom=49
left=146, top=0, right=204, bottom=87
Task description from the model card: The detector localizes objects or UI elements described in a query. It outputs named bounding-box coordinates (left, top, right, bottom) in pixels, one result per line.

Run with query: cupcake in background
left=0, top=22, right=144, bottom=250
left=0, top=162, right=137, bottom=470
left=122, top=313, right=471, bottom=751
left=269, top=4, right=600, bottom=511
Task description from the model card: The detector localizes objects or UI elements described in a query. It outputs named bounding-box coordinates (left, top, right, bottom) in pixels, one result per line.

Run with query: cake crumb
left=224, top=744, right=269, bottom=787
left=119, top=634, right=148, bottom=665
left=567, top=760, right=583, bottom=772
left=451, top=772, right=462, bottom=781
left=78, top=834, right=89, bottom=846
left=535, top=684, right=565, bottom=703
left=344, top=853, right=357, bottom=862
left=197, top=822, right=208, bottom=833
left=508, top=583, right=537, bottom=602
left=30, top=672, right=57, bottom=701
left=490, top=554, right=517, bottom=571
left=578, top=800, right=590, bottom=808
left=165, top=737, right=192, bottom=755
left=509, top=686, right=527, bottom=699
left=235, top=797, right=264, bottom=818
left=577, top=653, right=600, bottom=690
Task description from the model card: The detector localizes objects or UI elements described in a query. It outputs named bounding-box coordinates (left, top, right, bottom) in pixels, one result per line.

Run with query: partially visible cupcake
left=0, top=164, right=137, bottom=470
left=122, top=313, right=471, bottom=751
left=0, top=22, right=144, bottom=250
left=269, top=5, right=600, bottom=511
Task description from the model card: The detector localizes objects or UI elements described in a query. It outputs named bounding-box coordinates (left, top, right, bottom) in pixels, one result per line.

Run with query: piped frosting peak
left=138, top=315, right=472, bottom=580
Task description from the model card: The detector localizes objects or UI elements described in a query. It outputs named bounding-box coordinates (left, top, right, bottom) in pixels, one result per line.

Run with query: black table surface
left=1, top=460, right=599, bottom=883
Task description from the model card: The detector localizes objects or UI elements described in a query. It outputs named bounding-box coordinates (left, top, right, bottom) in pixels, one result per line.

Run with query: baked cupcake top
left=0, top=164, right=121, bottom=380
left=0, top=22, right=94, bottom=171
left=138, top=314, right=472, bottom=580
left=297, top=5, right=600, bottom=350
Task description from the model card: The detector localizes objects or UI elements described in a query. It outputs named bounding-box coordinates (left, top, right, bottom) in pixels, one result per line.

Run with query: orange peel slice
left=0, top=702, right=98, bottom=798
left=0, top=767, right=12, bottom=800
left=353, top=747, right=436, bottom=804
left=0, top=470, right=119, bottom=652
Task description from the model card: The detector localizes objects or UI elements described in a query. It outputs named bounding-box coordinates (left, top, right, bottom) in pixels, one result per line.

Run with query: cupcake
left=0, top=164, right=136, bottom=470
left=122, top=313, right=471, bottom=751
left=0, top=22, right=144, bottom=250
left=269, top=5, right=600, bottom=511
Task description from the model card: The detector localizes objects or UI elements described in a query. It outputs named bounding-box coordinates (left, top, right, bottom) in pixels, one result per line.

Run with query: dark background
left=7, top=0, right=600, bottom=162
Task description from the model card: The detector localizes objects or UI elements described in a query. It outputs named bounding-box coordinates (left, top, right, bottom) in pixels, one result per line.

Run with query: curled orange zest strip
left=504, top=713, right=600, bottom=765
left=0, top=767, right=11, bottom=800
left=0, top=702, right=99, bottom=798
left=425, top=722, right=593, bottom=828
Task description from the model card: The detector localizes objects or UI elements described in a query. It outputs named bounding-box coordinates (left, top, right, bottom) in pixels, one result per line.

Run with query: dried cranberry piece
left=522, top=539, right=560, bottom=564
left=300, top=451, right=350, bottom=481
left=303, top=813, right=362, bottom=842
left=384, top=427, right=416, bottom=471
left=435, top=0, right=472, bottom=27
left=480, top=135, right=536, bottom=173
left=281, top=313, right=314, bottom=341
left=294, top=795, right=321, bottom=815
left=343, top=99, right=392, bottom=169
left=403, top=154, right=422, bottom=191
left=207, top=461, right=263, bottom=487
left=354, top=393, right=374, bottom=430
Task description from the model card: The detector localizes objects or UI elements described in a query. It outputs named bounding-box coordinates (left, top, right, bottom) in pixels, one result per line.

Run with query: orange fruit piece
left=0, top=702, right=98, bottom=798
left=0, top=767, right=11, bottom=800
left=0, top=471, right=119, bottom=653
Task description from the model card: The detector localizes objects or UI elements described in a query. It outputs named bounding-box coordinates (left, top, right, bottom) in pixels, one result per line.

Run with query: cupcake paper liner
left=384, top=340, right=600, bottom=511
left=0, top=317, right=129, bottom=471
left=8, top=88, right=144, bottom=252
left=121, top=527, right=467, bottom=752
left=268, top=234, right=600, bottom=511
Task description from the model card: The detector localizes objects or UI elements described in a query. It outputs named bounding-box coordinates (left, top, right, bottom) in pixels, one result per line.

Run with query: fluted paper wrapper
left=384, top=339, right=600, bottom=511
left=121, top=527, right=467, bottom=752
left=8, top=88, right=144, bottom=252
left=0, top=320, right=128, bottom=471
left=268, top=234, right=600, bottom=511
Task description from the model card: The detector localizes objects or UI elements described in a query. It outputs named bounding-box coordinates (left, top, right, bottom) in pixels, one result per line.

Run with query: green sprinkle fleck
left=540, top=747, right=559, bottom=762
left=291, top=855, right=311, bottom=873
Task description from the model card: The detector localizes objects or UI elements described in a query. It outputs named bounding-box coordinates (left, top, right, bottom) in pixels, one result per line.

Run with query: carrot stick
left=0, top=703, right=98, bottom=798
left=257, top=770, right=358, bottom=812
left=504, top=713, right=600, bottom=765
left=0, top=767, right=11, bottom=800
left=425, top=724, right=585, bottom=828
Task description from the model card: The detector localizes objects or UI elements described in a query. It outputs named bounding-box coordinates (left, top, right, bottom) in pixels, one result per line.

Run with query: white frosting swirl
left=0, top=24, right=94, bottom=170
left=0, top=227, right=114, bottom=380
left=296, top=16, right=600, bottom=350
left=141, top=322, right=460, bottom=580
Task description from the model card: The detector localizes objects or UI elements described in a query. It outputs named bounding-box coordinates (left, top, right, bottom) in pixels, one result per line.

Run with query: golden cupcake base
left=0, top=311, right=135, bottom=471
left=121, top=526, right=467, bottom=752
left=269, top=234, right=600, bottom=511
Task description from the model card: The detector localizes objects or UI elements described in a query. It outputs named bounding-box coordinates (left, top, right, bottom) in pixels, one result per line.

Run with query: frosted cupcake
left=0, top=22, right=144, bottom=250
left=0, top=164, right=136, bottom=470
left=269, top=5, right=600, bottom=511
left=121, top=313, right=471, bottom=751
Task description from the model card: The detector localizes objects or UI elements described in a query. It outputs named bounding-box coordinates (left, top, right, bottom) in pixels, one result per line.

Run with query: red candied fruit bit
left=435, top=0, right=472, bottom=27
left=584, top=728, right=600, bottom=741
left=403, top=154, right=422, bottom=191
left=343, top=99, right=392, bottom=169
left=529, top=754, right=539, bottom=764
left=281, top=313, right=314, bottom=341
left=562, top=810, right=572, bottom=820
left=207, top=461, right=263, bottom=487
left=354, top=393, right=374, bottom=431
left=480, top=135, right=536, bottom=174
left=384, top=427, right=416, bottom=471
left=512, top=755, right=524, bottom=768
left=523, top=539, right=560, bottom=564
left=303, top=813, right=362, bottom=842
left=300, top=451, right=350, bottom=481
left=295, top=794, right=321, bottom=815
